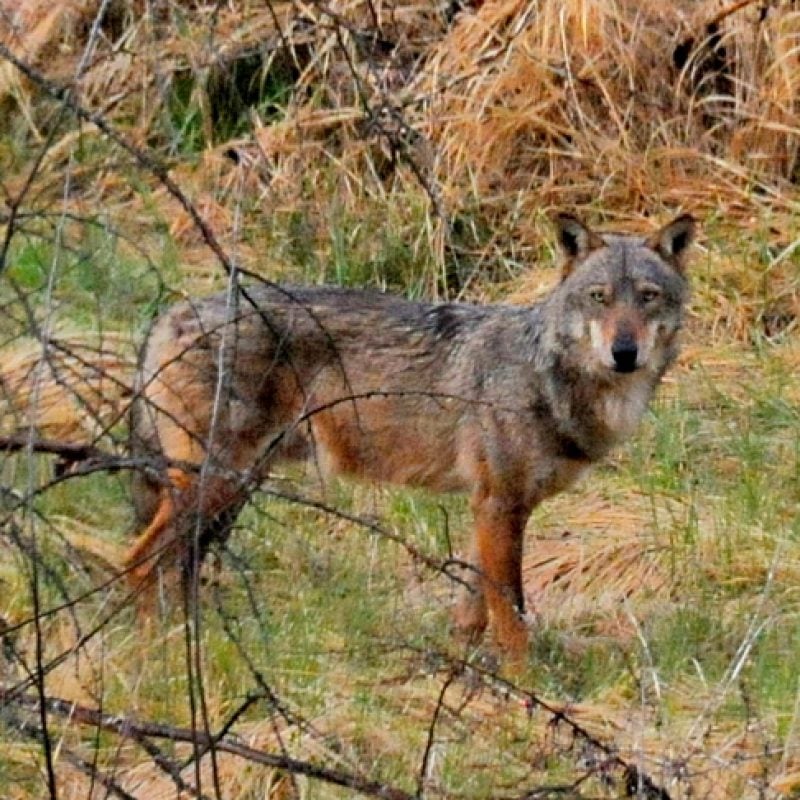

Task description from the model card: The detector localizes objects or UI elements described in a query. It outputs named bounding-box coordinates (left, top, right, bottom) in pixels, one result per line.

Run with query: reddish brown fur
left=600, top=308, right=645, bottom=347
left=125, top=214, right=694, bottom=663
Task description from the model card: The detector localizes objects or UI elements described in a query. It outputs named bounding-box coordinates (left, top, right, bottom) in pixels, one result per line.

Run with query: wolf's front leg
left=454, top=490, right=531, bottom=662
left=452, top=544, right=488, bottom=644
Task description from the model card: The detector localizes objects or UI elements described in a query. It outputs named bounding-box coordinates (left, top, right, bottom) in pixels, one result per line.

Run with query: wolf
left=125, top=212, right=695, bottom=659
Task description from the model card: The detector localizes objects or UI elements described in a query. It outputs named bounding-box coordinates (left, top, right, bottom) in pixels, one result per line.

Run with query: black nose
left=612, top=335, right=638, bottom=373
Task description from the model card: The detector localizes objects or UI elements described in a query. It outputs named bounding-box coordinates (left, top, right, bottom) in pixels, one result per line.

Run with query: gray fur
left=127, top=213, right=695, bottom=658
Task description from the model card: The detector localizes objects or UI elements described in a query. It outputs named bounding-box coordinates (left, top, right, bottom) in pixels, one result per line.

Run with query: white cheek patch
left=640, top=320, right=663, bottom=369
left=635, top=321, right=655, bottom=364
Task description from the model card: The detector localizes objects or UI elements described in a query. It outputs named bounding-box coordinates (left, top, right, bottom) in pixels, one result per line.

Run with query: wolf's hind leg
left=125, top=413, right=270, bottom=605
left=124, top=467, right=193, bottom=596
left=124, top=466, right=252, bottom=601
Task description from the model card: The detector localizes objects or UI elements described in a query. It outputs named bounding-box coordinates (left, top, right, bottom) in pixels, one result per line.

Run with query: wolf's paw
left=452, top=593, right=488, bottom=644
left=494, top=614, right=529, bottom=668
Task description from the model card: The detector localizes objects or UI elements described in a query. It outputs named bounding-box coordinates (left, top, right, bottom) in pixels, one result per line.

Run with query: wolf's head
left=548, top=213, right=695, bottom=378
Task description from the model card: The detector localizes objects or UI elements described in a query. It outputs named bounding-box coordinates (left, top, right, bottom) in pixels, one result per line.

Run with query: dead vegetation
left=0, top=0, right=797, bottom=437
left=2, top=0, right=799, bottom=258
left=1, top=1, right=800, bottom=799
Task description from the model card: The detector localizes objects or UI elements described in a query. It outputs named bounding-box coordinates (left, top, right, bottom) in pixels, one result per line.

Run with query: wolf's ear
left=647, top=214, right=696, bottom=273
left=551, top=213, right=604, bottom=278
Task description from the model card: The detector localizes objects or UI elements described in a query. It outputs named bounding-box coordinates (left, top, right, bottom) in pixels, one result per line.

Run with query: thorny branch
left=398, top=645, right=674, bottom=800
left=0, top=8, right=754, bottom=800
left=308, top=0, right=449, bottom=226
left=416, top=668, right=457, bottom=798
left=0, top=435, right=110, bottom=470
left=10, top=709, right=138, bottom=800
left=0, top=648, right=677, bottom=800
left=0, top=687, right=417, bottom=800
left=0, top=41, right=237, bottom=279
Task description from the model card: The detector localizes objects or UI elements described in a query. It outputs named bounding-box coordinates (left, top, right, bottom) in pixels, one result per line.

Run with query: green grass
left=276, top=199, right=441, bottom=297
left=3, top=354, right=799, bottom=797
left=3, top=224, right=173, bottom=331
left=3, top=198, right=800, bottom=798
left=2, top=358, right=798, bottom=796
left=164, top=54, right=297, bottom=156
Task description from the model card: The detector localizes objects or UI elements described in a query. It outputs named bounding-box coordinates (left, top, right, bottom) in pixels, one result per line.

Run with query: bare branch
left=1, top=687, right=418, bottom=800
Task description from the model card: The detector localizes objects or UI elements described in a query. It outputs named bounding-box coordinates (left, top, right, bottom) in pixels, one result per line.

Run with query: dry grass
left=2, top=0, right=799, bottom=260
left=0, top=331, right=133, bottom=441
left=1, top=1, right=800, bottom=798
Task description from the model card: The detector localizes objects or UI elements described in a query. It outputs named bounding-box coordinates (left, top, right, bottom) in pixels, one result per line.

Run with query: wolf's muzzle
left=611, top=334, right=638, bottom=373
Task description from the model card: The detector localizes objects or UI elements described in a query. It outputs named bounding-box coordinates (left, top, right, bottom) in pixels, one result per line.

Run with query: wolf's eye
left=640, top=288, right=661, bottom=303
left=588, top=289, right=606, bottom=304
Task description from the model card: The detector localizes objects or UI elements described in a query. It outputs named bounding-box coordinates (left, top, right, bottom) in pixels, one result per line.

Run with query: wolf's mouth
left=612, top=359, right=639, bottom=374
left=611, top=347, right=639, bottom=373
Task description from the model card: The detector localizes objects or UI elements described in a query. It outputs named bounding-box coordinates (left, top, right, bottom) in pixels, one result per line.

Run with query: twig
left=0, top=41, right=235, bottom=278
left=14, top=712, right=138, bottom=800
left=1, top=687, right=417, bottom=800
left=674, top=0, right=765, bottom=72
left=706, top=0, right=763, bottom=29
left=309, top=0, right=449, bottom=227
left=0, top=435, right=110, bottom=465
left=61, top=749, right=139, bottom=800
left=7, top=699, right=210, bottom=800
left=416, top=669, right=456, bottom=797
left=209, top=592, right=319, bottom=797
left=131, top=732, right=214, bottom=800
left=399, top=644, right=674, bottom=800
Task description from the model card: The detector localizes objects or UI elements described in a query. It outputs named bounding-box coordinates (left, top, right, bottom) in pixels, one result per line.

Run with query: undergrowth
left=1, top=1, right=800, bottom=798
